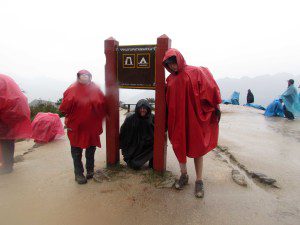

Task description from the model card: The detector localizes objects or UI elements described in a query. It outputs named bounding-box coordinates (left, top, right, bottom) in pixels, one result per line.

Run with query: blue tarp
left=222, top=99, right=232, bottom=104
left=243, top=103, right=266, bottom=111
left=281, top=84, right=300, bottom=118
left=222, top=91, right=240, bottom=105
left=264, top=99, right=284, bottom=117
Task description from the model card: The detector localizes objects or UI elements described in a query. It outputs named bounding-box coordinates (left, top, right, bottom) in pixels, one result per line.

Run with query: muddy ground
left=0, top=106, right=299, bottom=225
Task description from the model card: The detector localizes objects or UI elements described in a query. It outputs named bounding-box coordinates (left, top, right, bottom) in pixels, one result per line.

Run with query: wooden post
left=0, top=143, right=3, bottom=168
left=153, top=34, right=171, bottom=173
left=105, top=37, right=120, bottom=167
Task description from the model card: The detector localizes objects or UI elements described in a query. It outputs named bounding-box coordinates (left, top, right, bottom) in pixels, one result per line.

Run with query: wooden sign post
left=104, top=35, right=171, bottom=172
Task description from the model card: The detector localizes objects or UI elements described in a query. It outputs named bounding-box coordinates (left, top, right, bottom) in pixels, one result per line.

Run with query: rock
left=222, top=159, right=228, bottom=163
left=218, top=146, right=228, bottom=152
left=251, top=172, right=267, bottom=179
left=231, top=169, right=247, bottom=187
left=262, top=178, right=277, bottom=185
left=251, top=172, right=277, bottom=185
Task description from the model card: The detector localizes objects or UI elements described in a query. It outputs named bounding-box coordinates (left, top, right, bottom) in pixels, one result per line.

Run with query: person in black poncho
left=120, top=99, right=154, bottom=170
left=247, top=89, right=254, bottom=104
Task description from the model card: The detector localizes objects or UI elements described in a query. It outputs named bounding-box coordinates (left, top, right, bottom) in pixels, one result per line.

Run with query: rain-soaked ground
left=0, top=107, right=299, bottom=225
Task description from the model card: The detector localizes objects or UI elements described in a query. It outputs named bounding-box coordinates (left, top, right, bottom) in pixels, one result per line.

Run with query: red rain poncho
left=31, top=112, right=65, bottom=143
left=164, top=49, right=222, bottom=163
left=59, top=82, right=106, bottom=149
left=0, top=74, right=32, bottom=140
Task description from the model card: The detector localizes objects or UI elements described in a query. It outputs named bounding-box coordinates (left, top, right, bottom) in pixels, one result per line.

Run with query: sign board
left=117, top=45, right=156, bottom=89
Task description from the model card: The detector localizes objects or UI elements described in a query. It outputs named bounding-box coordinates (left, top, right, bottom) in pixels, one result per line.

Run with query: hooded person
left=264, top=99, right=284, bottom=117
left=298, top=85, right=300, bottom=102
left=59, top=70, right=106, bottom=184
left=281, top=79, right=300, bottom=120
left=120, top=99, right=154, bottom=170
left=163, top=49, right=222, bottom=198
left=0, top=74, right=32, bottom=174
left=230, top=91, right=240, bottom=105
left=247, top=89, right=254, bottom=104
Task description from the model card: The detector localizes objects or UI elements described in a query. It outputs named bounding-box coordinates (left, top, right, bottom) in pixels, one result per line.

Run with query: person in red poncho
left=0, top=74, right=32, bottom=174
left=163, top=49, right=222, bottom=198
left=59, top=70, right=106, bottom=184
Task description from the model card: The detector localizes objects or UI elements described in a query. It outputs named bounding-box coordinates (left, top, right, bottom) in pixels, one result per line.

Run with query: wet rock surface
left=216, top=145, right=278, bottom=188
left=231, top=169, right=247, bottom=187
left=250, top=172, right=277, bottom=186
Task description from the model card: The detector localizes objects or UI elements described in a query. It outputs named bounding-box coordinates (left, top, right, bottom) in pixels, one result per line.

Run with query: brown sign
left=117, top=45, right=156, bottom=89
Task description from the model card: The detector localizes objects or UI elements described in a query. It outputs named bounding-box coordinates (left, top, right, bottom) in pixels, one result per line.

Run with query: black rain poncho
left=120, top=99, right=154, bottom=169
left=247, top=90, right=254, bottom=104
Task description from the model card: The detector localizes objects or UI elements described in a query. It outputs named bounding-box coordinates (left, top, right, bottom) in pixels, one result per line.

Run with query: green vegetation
left=30, top=101, right=63, bottom=120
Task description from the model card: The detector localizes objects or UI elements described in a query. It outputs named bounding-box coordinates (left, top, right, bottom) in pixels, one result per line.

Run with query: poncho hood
left=135, top=99, right=152, bottom=118
left=163, top=48, right=187, bottom=74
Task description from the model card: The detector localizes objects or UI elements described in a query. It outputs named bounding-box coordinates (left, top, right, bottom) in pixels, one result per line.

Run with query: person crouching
left=120, top=99, right=154, bottom=170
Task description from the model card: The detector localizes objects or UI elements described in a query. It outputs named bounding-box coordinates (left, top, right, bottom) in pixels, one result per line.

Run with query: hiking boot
left=195, top=180, right=204, bottom=198
left=175, top=174, right=189, bottom=190
left=86, top=171, right=94, bottom=180
left=75, top=174, right=87, bottom=184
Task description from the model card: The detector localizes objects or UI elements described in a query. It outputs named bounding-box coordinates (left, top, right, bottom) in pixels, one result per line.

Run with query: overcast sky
left=1, top=0, right=300, bottom=88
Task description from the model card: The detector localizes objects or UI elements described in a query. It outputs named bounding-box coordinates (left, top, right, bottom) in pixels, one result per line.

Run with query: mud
left=1, top=108, right=300, bottom=225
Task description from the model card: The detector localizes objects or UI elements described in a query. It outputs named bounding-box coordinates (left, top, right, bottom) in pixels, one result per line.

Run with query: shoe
left=175, top=174, right=189, bottom=190
left=86, top=171, right=94, bottom=180
left=75, top=174, right=87, bottom=184
left=195, top=180, right=204, bottom=198
left=0, top=167, right=13, bottom=175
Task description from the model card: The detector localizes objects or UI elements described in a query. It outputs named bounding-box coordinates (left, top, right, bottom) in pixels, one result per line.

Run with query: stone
left=231, top=169, right=247, bottom=187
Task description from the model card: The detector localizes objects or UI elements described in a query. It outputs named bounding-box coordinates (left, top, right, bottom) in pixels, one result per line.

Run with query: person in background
left=281, top=79, right=300, bottom=120
left=59, top=70, right=106, bottom=184
left=247, top=89, right=254, bottom=104
left=163, top=49, right=222, bottom=198
left=264, top=99, right=284, bottom=117
left=298, top=85, right=300, bottom=102
left=0, top=74, right=32, bottom=174
left=120, top=99, right=154, bottom=170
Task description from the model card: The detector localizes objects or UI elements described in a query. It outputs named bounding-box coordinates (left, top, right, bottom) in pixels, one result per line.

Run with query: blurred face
left=78, top=74, right=91, bottom=84
left=139, top=107, right=148, bottom=117
left=288, top=80, right=293, bottom=86
left=167, top=62, right=178, bottom=73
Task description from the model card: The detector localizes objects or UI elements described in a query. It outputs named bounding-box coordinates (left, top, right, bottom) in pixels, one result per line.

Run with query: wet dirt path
left=1, top=108, right=299, bottom=225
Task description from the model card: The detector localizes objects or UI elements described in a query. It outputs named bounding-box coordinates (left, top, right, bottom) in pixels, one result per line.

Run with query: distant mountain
left=121, top=73, right=300, bottom=107
left=9, top=73, right=300, bottom=107
left=217, top=73, right=300, bottom=106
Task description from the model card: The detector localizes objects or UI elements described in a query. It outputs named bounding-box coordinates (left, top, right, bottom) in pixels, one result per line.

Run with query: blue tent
left=281, top=84, right=300, bottom=118
left=243, top=103, right=265, bottom=111
left=222, top=91, right=240, bottom=105
left=264, top=99, right=284, bottom=117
